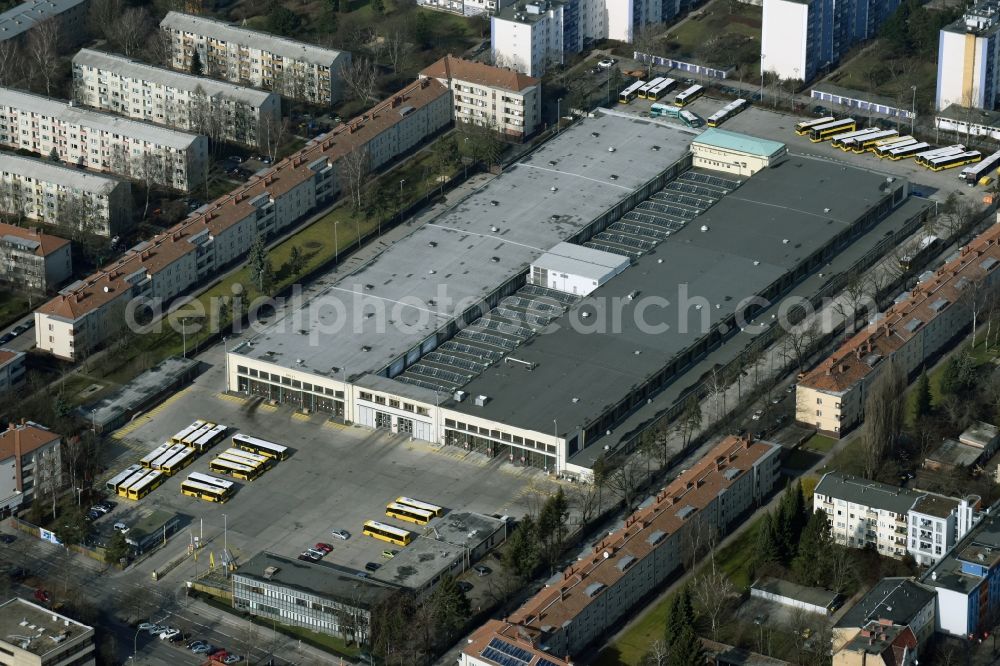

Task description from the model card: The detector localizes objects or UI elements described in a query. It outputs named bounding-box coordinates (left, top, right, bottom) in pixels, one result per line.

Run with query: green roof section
left=694, top=128, right=786, bottom=158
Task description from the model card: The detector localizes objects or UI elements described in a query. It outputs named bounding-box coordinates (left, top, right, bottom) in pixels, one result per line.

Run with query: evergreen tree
left=247, top=233, right=268, bottom=291
left=914, top=367, right=932, bottom=419
left=663, top=595, right=682, bottom=648
left=429, top=575, right=471, bottom=644
left=190, top=50, right=203, bottom=76
left=754, top=512, right=781, bottom=568
left=501, top=516, right=539, bottom=580
left=371, top=0, right=385, bottom=13
left=537, top=488, right=569, bottom=571
left=287, top=244, right=305, bottom=276
left=669, top=625, right=705, bottom=666
left=792, top=509, right=833, bottom=587
left=105, top=530, right=129, bottom=565
left=776, top=479, right=806, bottom=562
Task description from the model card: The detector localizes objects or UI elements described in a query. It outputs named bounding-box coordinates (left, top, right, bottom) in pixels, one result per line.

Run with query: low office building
left=690, top=129, right=788, bottom=176
left=232, top=552, right=397, bottom=644
left=750, top=577, right=839, bottom=615
left=72, top=49, right=282, bottom=149
left=161, top=11, right=350, bottom=105
left=0, top=0, right=90, bottom=46
left=921, top=510, right=1000, bottom=638
left=834, top=577, right=936, bottom=651
left=81, top=357, right=197, bottom=434
left=0, top=348, right=26, bottom=395
left=0, top=222, right=71, bottom=293
left=796, top=219, right=1000, bottom=437
left=813, top=472, right=919, bottom=559
left=937, top=0, right=1000, bottom=111
left=420, top=55, right=541, bottom=139
left=0, top=87, right=208, bottom=192
left=924, top=438, right=990, bottom=471
left=935, top=104, right=1000, bottom=142
left=0, top=153, right=132, bottom=237
left=418, top=0, right=514, bottom=16
left=124, top=510, right=181, bottom=555
left=813, top=472, right=980, bottom=564
left=0, top=597, right=95, bottom=666
left=0, top=421, right=62, bottom=514
left=833, top=623, right=917, bottom=666
left=761, top=0, right=901, bottom=82
left=460, top=435, right=782, bottom=663
left=33, top=77, right=451, bottom=361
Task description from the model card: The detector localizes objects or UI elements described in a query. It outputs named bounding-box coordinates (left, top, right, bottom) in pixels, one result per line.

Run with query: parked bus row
left=649, top=103, right=703, bottom=128
left=209, top=447, right=274, bottom=481
left=960, top=150, right=1000, bottom=186
left=106, top=466, right=165, bottom=500
left=384, top=497, right=445, bottom=525
left=181, top=472, right=235, bottom=504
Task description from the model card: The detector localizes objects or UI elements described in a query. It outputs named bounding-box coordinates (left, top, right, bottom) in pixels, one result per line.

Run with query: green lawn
left=825, top=43, right=937, bottom=115
left=803, top=433, right=837, bottom=453
left=0, top=291, right=27, bottom=330
left=642, top=0, right=761, bottom=75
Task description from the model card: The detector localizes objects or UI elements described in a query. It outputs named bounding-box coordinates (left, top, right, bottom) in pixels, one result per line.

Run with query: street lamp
left=910, top=85, right=917, bottom=135
left=90, top=408, right=97, bottom=433
left=759, top=54, right=765, bottom=105
left=556, top=97, right=562, bottom=135
left=333, top=219, right=340, bottom=269
left=222, top=513, right=228, bottom=577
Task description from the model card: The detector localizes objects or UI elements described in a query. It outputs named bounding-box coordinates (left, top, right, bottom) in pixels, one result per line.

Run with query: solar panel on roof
left=538, top=659, right=563, bottom=666
left=485, top=638, right=533, bottom=665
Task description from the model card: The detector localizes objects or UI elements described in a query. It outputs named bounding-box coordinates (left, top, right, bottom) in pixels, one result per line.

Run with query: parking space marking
left=257, top=403, right=278, bottom=413
left=110, top=417, right=149, bottom=441
left=323, top=420, right=349, bottom=430
left=215, top=392, right=246, bottom=404
left=292, top=411, right=311, bottom=422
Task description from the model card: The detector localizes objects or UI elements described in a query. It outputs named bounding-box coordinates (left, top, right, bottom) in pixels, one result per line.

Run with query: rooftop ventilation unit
left=607, top=146, right=616, bottom=152
left=454, top=390, right=467, bottom=402
left=263, top=566, right=280, bottom=580
left=490, top=225, right=499, bottom=232
left=474, top=394, right=490, bottom=406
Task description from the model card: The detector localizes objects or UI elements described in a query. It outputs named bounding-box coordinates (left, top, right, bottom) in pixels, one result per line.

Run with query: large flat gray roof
left=370, top=536, right=463, bottom=590
left=0, top=152, right=125, bottom=194
left=0, top=0, right=86, bottom=41
left=815, top=472, right=921, bottom=515
left=235, top=552, right=396, bottom=608
left=0, top=87, right=203, bottom=149
left=446, top=156, right=904, bottom=434
left=73, top=49, right=276, bottom=106
left=835, top=577, right=935, bottom=629
left=234, top=113, right=692, bottom=379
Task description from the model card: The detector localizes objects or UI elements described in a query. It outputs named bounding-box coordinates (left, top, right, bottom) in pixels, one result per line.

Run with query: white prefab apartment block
left=0, top=0, right=90, bottom=45
left=72, top=49, right=281, bottom=149
left=761, top=0, right=810, bottom=81
left=160, top=11, right=350, bottom=106
left=0, top=87, right=208, bottom=192
left=419, top=55, right=542, bottom=139
left=0, top=421, right=62, bottom=515
left=491, top=2, right=567, bottom=77
left=936, top=0, right=1000, bottom=111
left=907, top=494, right=980, bottom=567
left=529, top=241, right=629, bottom=296
left=0, top=153, right=132, bottom=237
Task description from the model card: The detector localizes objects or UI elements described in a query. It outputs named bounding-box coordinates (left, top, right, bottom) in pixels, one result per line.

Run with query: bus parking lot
left=98, top=376, right=558, bottom=581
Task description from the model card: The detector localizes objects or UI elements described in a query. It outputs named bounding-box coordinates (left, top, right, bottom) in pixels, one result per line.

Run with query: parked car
left=456, top=581, right=474, bottom=593
left=187, top=640, right=207, bottom=650
left=298, top=552, right=319, bottom=562
left=11, top=323, right=29, bottom=335
left=97, top=500, right=116, bottom=511
left=34, top=589, right=50, bottom=604
left=223, top=656, right=243, bottom=664
left=751, top=410, right=763, bottom=420
left=160, top=628, right=181, bottom=640
left=314, top=542, right=333, bottom=554
left=0, top=333, right=13, bottom=345
left=191, top=643, right=215, bottom=654
left=90, top=505, right=110, bottom=515
left=113, top=522, right=129, bottom=533
left=381, top=549, right=397, bottom=559
left=228, top=155, right=243, bottom=163
left=306, top=548, right=326, bottom=559
left=86, top=510, right=101, bottom=521
left=365, top=562, right=381, bottom=572
left=0, top=534, right=16, bottom=544
left=6, top=566, right=27, bottom=581
left=330, top=529, right=350, bottom=540
left=473, top=565, right=491, bottom=577
left=597, top=58, right=617, bottom=69
left=138, top=622, right=159, bottom=632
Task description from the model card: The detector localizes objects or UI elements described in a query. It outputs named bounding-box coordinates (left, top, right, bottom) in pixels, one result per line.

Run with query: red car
left=34, top=589, right=50, bottom=604
left=314, top=542, right=333, bottom=554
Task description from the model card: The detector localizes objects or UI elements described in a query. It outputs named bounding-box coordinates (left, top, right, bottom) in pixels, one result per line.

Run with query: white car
left=113, top=522, right=129, bottom=533
left=306, top=548, right=326, bottom=559
left=159, top=628, right=180, bottom=640
left=751, top=410, right=763, bottom=421
left=330, top=529, right=350, bottom=540
left=597, top=58, right=617, bottom=69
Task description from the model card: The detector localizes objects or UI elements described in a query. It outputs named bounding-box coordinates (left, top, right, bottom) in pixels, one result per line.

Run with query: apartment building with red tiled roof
left=0, top=421, right=61, bottom=514
left=33, top=77, right=451, bottom=361
left=796, top=218, right=1000, bottom=437
left=460, top=435, right=782, bottom=664
left=420, top=55, right=541, bottom=139
left=0, top=348, right=25, bottom=395
left=0, top=223, right=72, bottom=293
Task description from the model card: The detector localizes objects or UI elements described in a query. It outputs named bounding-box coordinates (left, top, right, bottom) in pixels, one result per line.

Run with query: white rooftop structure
left=73, top=49, right=276, bottom=106
left=161, top=11, right=348, bottom=68
left=0, top=152, right=124, bottom=194
left=0, top=87, right=204, bottom=150
left=531, top=241, right=629, bottom=293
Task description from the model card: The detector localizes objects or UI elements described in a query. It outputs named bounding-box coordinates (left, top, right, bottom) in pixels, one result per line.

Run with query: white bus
left=220, top=447, right=270, bottom=466
left=106, top=464, right=143, bottom=493
left=191, top=423, right=227, bottom=452
left=232, top=434, right=289, bottom=460
left=680, top=110, right=701, bottom=127
left=171, top=420, right=206, bottom=444
left=646, top=77, right=676, bottom=101
left=915, top=145, right=966, bottom=165
left=140, top=443, right=172, bottom=468
left=618, top=80, right=646, bottom=104
left=638, top=77, right=665, bottom=99
left=961, top=150, right=1000, bottom=184
left=706, top=98, right=747, bottom=127
left=395, top=497, right=444, bottom=517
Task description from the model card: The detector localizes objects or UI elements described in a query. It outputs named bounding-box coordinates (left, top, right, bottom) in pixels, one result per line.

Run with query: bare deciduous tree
left=605, top=458, right=643, bottom=510
left=692, top=554, right=736, bottom=640
left=0, top=40, right=21, bottom=87
left=340, top=146, right=370, bottom=212
left=862, top=360, right=906, bottom=480
left=108, top=6, right=153, bottom=57
left=342, top=56, right=379, bottom=104
left=258, top=115, right=290, bottom=162
left=381, top=29, right=411, bottom=75
left=25, top=18, right=60, bottom=96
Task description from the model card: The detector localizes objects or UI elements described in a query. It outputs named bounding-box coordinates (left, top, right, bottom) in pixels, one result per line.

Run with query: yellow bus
left=126, top=470, right=164, bottom=500
left=106, top=464, right=143, bottom=493
left=191, top=423, right=228, bottom=452
left=116, top=470, right=148, bottom=498
left=220, top=447, right=270, bottom=468
left=171, top=419, right=206, bottom=444
left=209, top=456, right=264, bottom=481
left=795, top=116, right=835, bottom=135
left=140, top=443, right=172, bottom=468
left=160, top=447, right=196, bottom=476
left=395, top=496, right=444, bottom=517
left=232, top=434, right=288, bottom=460
left=363, top=520, right=413, bottom=546
left=181, top=472, right=234, bottom=503
left=808, top=118, right=856, bottom=142
left=385, top=502, right=434, bottom=525
left=673, top=84, right=704, bottom=107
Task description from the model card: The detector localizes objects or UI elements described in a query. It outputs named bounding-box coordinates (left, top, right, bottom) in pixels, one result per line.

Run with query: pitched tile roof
left=0, top=223, right=70, bottom=257
left=35, top=77, right=449, bottom=323
left=420, top=55, right=539, bottom=93
left=0, top=422, right=60, bottom=461
left=799, top=222, right=1000, bottom=394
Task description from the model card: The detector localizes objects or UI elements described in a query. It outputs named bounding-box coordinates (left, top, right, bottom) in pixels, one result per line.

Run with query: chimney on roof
left=421, top=77, right=430, bottom=88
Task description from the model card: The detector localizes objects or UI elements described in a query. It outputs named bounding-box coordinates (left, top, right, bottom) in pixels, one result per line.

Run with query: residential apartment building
left=419, top=55, right=541, bottom=139
left=0, top=0, right=90, bottom=46
left=232, top=552, right=396, bottom=643
left=0, top=421, right=62, bottom=515
left=813, top=472, right=981, bottom=564
left=72, top=49, right=281, bottom=149
left=160, top=12, right=351, bottom=106
left=0, top=153, right=132, bottom=237
left=833, top=623, right=917, bottom=666
left=0, top=597, right=94, bottom=666
left=490, top=0, right=673, bottom=76
left=460, top=435, right=782, bottom=664
left=418, top=0, right=514, bottom=16
left=0, top=87, right=208, bottom=192
left=936, top=0, right=1000, bottom=112
left=761, top=0, right=902, bottom=82
left=921, top=509, right=1000, bottom=638
left=0, top=222, right=71, bottom=293
left=33, top=78, right=451, bottom=361
left=814, top=472, right=919, bottom=559
left=796, top=219, right=1000, bottom=437
left=0, top=348, right=26, bottom=395
left=833, top=577, right=937, bottom=651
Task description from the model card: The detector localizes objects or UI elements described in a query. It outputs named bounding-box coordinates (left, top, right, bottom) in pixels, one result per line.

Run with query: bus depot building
left=227, top=113, right=913, bottom=479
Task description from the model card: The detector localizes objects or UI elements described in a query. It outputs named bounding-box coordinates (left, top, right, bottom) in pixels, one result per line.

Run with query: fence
left=6, top=516, right=108, bottom=563
left=633, top=52, right=732, bottom=80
